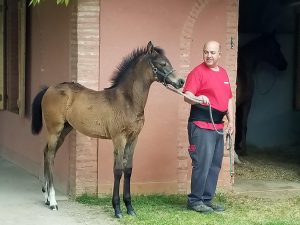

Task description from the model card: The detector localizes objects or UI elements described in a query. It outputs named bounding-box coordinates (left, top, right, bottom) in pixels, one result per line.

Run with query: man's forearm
left=226, top=98, right=234, bottom=123
left=184, top=91, right=199, bottom=105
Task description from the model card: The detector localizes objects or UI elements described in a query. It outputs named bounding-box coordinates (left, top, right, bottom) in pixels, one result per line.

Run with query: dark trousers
left=187, top=122, right=224, bottom=205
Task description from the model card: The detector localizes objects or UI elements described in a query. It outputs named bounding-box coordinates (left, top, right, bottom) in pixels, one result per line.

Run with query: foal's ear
left=147, top=41, right=154, bottom=54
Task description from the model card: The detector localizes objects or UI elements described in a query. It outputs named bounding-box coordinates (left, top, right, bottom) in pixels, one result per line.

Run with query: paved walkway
left=0, top=157, right=119, bottom=225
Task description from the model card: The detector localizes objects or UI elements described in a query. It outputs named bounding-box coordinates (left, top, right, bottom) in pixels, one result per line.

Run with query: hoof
left=115, top=212, right=123, bottom=219
left=45, top=200, right=50, bottom=205
left=50, top=205, right=58, bottom=210
left=114, top=207, right=123, bottom=218
left=127, top=209, right=136, bottom=216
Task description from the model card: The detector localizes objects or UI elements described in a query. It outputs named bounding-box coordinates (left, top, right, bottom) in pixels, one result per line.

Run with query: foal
left=31, top=41, right=184, bottom=218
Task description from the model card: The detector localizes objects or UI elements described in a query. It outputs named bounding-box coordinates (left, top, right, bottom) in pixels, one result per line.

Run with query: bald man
left=183, top=41, right=234, bottom=213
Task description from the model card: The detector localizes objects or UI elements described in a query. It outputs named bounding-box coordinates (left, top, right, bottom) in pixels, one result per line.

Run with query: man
left=183, top=41, right=234, bottom=213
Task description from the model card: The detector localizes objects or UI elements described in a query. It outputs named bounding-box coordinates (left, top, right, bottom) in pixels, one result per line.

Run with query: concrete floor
left=1, top=155, right=300, bottom=225
left=0, top=157, right=119, bottom=225
left=234, top=178, right=300, bottom=199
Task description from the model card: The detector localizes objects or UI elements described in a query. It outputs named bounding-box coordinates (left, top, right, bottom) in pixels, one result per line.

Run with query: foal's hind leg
left=123, top=138, right=138, bottom=216
left=43, top=145, right=50, bottom=206
left=44, top=123, right=73, bottom=210
left=44, top=134, right=60, bottom=210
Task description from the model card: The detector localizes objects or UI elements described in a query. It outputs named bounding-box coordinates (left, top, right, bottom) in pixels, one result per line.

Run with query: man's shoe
left=187, top=202, right=214, bottom=213
left=204, top=202, right=225, bottom=212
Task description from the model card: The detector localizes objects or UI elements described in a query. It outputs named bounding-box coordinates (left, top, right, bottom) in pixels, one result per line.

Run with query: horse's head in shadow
left=239, top=31, right=288, bottom=73
left=260, top=32, right=288, bottom=71
left=235, top=32, right=288, bottom=157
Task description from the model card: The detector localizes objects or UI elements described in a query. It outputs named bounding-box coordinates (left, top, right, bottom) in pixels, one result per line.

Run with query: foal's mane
left=106, top=45, right=164, bottom=89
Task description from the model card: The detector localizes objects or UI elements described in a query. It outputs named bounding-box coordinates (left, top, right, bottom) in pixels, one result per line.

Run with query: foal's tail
left=31, top=87, right=48, bottom=135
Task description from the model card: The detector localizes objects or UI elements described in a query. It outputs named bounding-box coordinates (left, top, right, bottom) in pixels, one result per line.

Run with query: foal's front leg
left=123, top=168, right=135, bottom=215
left=123, top=138, right=138, bottom=216
left=112, top=137, right=126, bottom=218
left=112, top=168, right=123, bottom=218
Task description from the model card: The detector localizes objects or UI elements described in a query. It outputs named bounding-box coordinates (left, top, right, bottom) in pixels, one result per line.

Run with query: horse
left=31, top=41, right=185, bottom=218
left=235, top=32, right=288, bottom=158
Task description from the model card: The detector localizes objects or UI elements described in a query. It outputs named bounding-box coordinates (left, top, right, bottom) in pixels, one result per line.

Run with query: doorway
left=235, top=0, right=300, bottom=191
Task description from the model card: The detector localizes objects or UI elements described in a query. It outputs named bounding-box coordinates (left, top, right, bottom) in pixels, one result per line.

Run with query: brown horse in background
left=235, top=33, right=288, bottom=158
left=31, top=42, right=184, bottom=218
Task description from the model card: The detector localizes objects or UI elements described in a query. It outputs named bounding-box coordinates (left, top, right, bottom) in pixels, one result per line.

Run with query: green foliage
left=76, top=193, right=300, bottom=225
left=29, top=0, right=70, bottom=6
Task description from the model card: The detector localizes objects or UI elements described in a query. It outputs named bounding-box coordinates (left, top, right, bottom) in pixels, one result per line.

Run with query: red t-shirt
left=183, top=63, right=232, bottom=130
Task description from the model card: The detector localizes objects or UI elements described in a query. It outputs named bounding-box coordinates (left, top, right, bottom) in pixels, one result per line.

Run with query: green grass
left=76, top=192, right=300, bottom=225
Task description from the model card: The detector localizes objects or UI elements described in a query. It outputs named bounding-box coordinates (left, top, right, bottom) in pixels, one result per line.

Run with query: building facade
left=0, top=0, right=239, bottom=196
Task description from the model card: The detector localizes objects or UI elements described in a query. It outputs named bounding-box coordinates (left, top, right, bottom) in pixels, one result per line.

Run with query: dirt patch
left=235, top=146, right=300, bottom=182
left=233, top=146, right=300, bottom=199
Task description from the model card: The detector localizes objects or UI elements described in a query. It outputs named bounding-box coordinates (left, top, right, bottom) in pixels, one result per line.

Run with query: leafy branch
left=29, top=0, right=70, bottom=6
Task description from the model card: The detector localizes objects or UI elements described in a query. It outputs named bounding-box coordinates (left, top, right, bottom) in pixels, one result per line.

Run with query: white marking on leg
left=49, top=186, right=57, bottom=209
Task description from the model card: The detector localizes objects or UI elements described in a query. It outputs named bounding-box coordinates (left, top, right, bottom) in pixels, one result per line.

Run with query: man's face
left=203, top=42, right=221, bottom=68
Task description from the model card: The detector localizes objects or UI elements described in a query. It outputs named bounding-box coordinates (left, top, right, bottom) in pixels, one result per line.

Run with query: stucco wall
left=97, top=0, right=238, bottom=193
left=0, top=0, right=238, bottom=195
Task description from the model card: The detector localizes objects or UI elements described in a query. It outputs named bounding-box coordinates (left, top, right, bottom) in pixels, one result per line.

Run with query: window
left=0, top=0, right=26, bottom=116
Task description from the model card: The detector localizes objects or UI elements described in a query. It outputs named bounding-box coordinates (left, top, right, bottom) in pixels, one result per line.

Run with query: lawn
left=76, top=192, right=300, bottom=225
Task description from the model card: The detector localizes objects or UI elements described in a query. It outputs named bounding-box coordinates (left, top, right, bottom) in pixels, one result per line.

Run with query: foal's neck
left=119, top=61, right=153, bottom=112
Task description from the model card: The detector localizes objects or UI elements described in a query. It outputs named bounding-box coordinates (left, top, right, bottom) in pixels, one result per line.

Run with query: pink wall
left=0, top=1, right=72, bottom=193
left=98, top=0, right=229, bottom=192
left=0, top=0, right=237, bottom=195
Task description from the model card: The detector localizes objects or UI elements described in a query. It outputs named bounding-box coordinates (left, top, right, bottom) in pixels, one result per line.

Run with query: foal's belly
left=66, top=108, right=112, bottom=139
left=69, top=118, right=111, bottom=139
left=68, top=117, right=144, bottom=141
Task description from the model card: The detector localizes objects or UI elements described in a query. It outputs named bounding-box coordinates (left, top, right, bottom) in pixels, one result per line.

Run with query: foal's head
left=146, top=41, right=185, bottom=89
left=107, top=42, right=184, bottom=90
